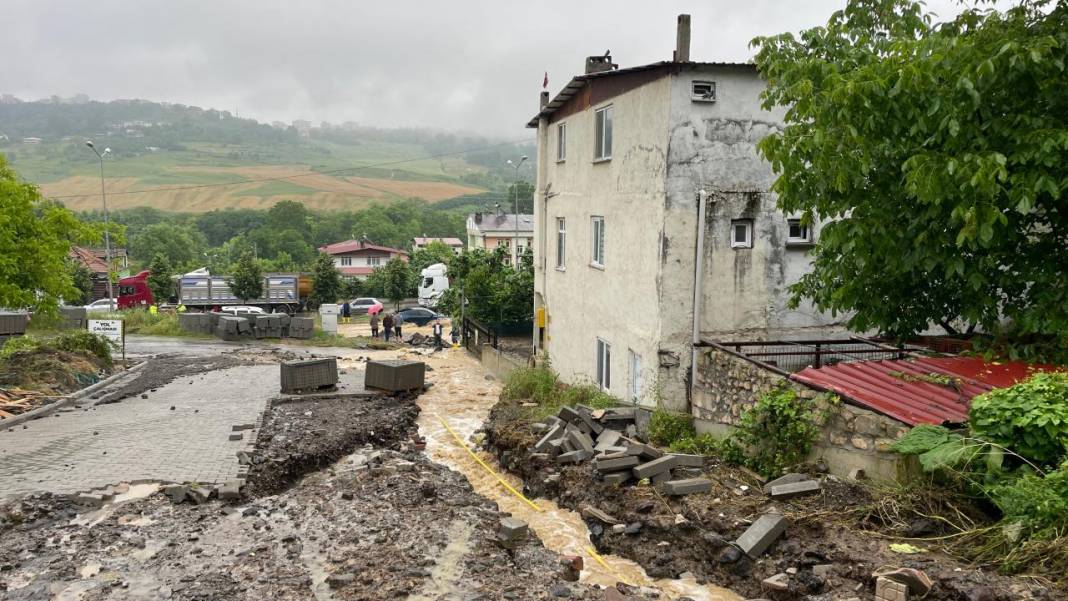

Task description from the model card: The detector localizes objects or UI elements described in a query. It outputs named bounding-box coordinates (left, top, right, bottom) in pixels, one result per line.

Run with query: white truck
left=417, top=263, right=449, bottom=308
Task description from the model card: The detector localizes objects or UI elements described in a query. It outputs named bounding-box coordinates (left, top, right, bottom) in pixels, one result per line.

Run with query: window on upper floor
left=591, top=216, right=605, bottom=267
left=787, top=218, right=813, bottom=245
left=691, top=80, right=716, bottom=102
left=556, top=217, right=566, bottom=270
left=557, top=122, right=567, bottom=162
left=340, top=257, right=352, bottom=266
left=594, top=106, right=613, bottom=161
left=367, top=256, right=382, bottom=266
left=731, top=220, right=753, bottom=249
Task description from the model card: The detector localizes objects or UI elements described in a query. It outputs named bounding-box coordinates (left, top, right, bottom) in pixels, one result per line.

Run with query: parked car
left=83, top=298, right=118, bottom=314
left=220, top=305, right=266, bottom=316
left=394, top=307, right=443, bottom=327
left=350, top=297, right=384, bottom=315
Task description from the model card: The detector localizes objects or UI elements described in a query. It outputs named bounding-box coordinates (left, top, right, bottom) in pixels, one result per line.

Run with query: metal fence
left=705, top=338, right=929, bottom=374
left=462, top=316, right=498, bottom=354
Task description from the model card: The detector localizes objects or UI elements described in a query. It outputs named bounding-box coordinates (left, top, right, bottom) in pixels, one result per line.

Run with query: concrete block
left=534, top=424, right=564, bottom=451
left=658, top=478, right=710, bottom=495
left=558, top=406, right=584, bottom=426
left=229, top=433, right=243, bottom=441
left=186, top=486, right=211, bottom=505
left=668, top=453, right=705, bottom=468
left=875, top=577, right=909, bottom=601
left=562, top=438, right=577, bottom=453
left=632, top=455, right=679, bottom=480
left=762, top=472, right=809, bottom=494
left=769, top=480, right=821, bottom=499
left=594, top=429, right=622, bottom=450
left=216, top=480, right=243, bottom=501
left=545, top=439, right=564, bottom=457
left=163, top=484, right=188, bottom=503
left=499, top=517, right=528, bottom=542
left=595, top=455, right=640, bottom=472
left=651, top=471, right=672, bottom=484
left=567, top=430, right=595, bottom=454
left=556, top=450, right=592, bottom=464
left=637, top=443, right=663, bottom=460
left=602, top=472, right=630, bottom=485
left=76, top=493, right=105, bottom=508
left=735, top=514, right=788, bottom=557
left=763, top=573, right=790, bottom=591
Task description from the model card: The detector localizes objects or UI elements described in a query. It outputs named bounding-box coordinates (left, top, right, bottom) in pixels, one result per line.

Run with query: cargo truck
left=417, top=263, right=449, bottom=308
left=118, top=269, right=311, bottom=313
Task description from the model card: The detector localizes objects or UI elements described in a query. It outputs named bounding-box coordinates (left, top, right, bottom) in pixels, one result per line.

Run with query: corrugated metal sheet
left=791, top=356, right=1061, bottom=426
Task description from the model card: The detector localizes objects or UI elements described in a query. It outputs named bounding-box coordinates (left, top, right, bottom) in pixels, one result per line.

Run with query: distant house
left=69, top=246, right=120, bottom=300
left=412, top=237, right=464, bottom=254
left=466, top=212, right=534, bottom=267
left=318, top=239, right=408, bottom=278
left=85, top=247, right=128, bottom=271
left=21, top=137, right=42, bottom=145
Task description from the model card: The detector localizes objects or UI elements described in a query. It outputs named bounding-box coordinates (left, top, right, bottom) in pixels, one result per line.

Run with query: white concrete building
left=466, top=212, right=534, bottom=267
left=530, top=15, right=843, bottom=411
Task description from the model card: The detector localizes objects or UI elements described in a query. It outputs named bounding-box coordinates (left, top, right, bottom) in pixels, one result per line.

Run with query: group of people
left=368, top=310, right=406, bottom=342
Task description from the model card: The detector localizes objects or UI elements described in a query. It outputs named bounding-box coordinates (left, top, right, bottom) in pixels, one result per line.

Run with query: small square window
left=787, top=219, right=812, bottom=244
left=691, top=80, right=716, bottom=102
left=730, top=220, right=753, bottom=249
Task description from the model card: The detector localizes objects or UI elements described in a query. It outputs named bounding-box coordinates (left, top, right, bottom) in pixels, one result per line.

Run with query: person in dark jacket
left=341, top=301, right=351, bottom=324
left=382, top=313, right=394, bottom=342
left=432, top=320, right=444, bottom=350
left=369, top=312, right=380, bottom=338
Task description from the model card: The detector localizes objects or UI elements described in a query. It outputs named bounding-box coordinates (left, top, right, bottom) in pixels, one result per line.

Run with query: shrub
left=0, top=330, right=112, bottom=367
left=987, top=462, right=1068, bottom=540
left=729, top=387, right=831, bottom=477
left=501, top=366, right=558, bottom=405
left=970, top=372, right=1068, bottom=466
left=648, top=409, right=696, bottom=446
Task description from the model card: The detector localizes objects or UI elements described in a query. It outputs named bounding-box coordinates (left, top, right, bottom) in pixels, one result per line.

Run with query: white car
left=220, top=305, right=266, bottom=316
left=83, top=298, right=117, bottom=313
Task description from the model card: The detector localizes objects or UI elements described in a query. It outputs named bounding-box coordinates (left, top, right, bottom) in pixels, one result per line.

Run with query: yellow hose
left=435, top=414, right=542, bottom=512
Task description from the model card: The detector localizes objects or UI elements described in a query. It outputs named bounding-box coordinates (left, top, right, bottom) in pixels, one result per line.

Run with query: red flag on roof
left=543, top=72, right=548, bottom=89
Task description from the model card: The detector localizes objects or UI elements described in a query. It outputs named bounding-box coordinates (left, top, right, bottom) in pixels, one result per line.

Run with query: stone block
left=875, top=577, right=909, bottom=601
left=651, top=470, right=672, bottom=484
left=545, top=439, right=564, bottom=458
left=594, top=429, right=622, bottom=450
left=851, top=434, right=873, bottom=450
left=763, top=573, right=790, bottom=591
left=595, top=455, right=639, bottom=472
left=534, top=424, right=564, bottom=451
left=637, top=443, right=663, bottom=460
left=632, top=455, right=679, bottom=480
left=668, top=453, right=704, bottom=467
left=735, top=513, right=787, bottom=557
left=602, top=472, right=630, bottom=485
left=229, top=433, right=243, bottom=441
left=76, top=493, right=105, bottom=508
left=658, top=478, right=710, bottom=495
left=186, top=486, right=211, bottom=505
left=567, top=429, right=595, bottom=454
left=216, top=480, right=243, bottom=501
left=163, top=484, right=188, bottom=503
left=769, top=480, right=821, bottom=499
left=556, top=450, right=591, bottom=464
left=499, top=517, right=528, bottom=542
left=762, top=472, right=808, bottom=494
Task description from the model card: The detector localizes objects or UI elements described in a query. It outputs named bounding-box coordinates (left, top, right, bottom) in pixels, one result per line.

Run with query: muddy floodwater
left=399, top=348, right=740, bottom=601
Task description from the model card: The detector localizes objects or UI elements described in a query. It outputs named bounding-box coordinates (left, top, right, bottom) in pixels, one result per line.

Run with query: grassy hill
left=0, top=97, right=530, bottom=213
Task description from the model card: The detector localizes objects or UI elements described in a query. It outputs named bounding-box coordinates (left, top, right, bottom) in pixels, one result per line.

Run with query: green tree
left=373, top=257, right=415, bottom=310
left=438, top=246, right=533, bottom=324
left=341, top=277, right=363, bottom=300
left=752, top=0, right=1068, bottom=361
left=506, top=180, right=535, bottom=214
left=409, top=240, right=455, bottom=274
left=0, top=156, right=96, bottom=314
left=311, top=252, right=343, bottom=306
left=130, top=223, right=205, bottom=270
left=67, top=259, right=95, bottom=305
left=146, top=254, right=175, bottom=304
left=229, top=251, right=263, bottom=302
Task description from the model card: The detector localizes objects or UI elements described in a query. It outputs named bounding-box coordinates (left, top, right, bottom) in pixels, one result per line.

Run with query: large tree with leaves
left=0, top=156, right=97, bottom=314
left=310, top=252, right=343, bottom=307
left=372, top=257, right=415, bottom=310
left=753, top=0, right=1068, bottom=360
left=146, top=254, right=175, bottom=304
left=229, top=251, right=263, bottom=303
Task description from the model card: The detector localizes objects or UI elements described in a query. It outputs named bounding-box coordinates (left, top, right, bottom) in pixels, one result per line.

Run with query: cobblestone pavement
left=0, top=364, right=277, bottom=500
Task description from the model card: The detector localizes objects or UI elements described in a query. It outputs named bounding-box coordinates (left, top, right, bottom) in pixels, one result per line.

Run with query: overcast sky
left=2, top=0, right=998, bottom=139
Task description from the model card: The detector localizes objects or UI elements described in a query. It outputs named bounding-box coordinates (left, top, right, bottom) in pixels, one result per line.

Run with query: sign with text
left=88, top=319, right=123, bottom=343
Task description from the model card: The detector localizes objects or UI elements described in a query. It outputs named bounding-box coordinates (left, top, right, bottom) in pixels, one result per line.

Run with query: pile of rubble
left=531, top=405, right=712, bottom=495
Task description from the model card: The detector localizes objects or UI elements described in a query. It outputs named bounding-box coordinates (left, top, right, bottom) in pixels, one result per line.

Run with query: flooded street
left=409, top=348, right=739, bottom=601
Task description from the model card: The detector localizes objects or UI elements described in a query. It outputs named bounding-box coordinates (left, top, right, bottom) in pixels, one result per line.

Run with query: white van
left=417, top=263, right=449, bottom=308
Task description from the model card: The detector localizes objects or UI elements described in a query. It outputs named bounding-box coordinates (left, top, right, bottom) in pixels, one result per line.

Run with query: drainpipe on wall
left=689, top=189, right=709, bottom=408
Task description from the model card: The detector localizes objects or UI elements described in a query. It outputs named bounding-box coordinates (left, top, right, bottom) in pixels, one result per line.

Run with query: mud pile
left=484, top=398, right=1055, bottom=601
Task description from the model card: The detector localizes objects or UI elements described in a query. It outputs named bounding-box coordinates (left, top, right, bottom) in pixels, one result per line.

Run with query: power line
left=47, top=137, right=535, bottom=200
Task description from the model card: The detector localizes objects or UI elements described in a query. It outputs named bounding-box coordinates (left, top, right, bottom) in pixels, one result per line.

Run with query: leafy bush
left=987, top=463, right=1068, bottom=540
left=648, top=409, right=695, bottom=446
left=670, top=433, right=728, bottom=456
left=728, top=387, right=831, bottom=477
left=970, top=372, right=1068, bottom=466
left=0, top=330, right=112, bottom=367
left=501, top=365, right=558, bottom=405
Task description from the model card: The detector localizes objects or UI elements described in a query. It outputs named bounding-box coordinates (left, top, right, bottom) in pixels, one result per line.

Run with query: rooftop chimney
left=540, top=90, right=550, bottom=108
left=585, top=51, right=617, bottom=75
left=474, top=212, right=483, bottom=224
left=674, top=14, right=691, bottom=62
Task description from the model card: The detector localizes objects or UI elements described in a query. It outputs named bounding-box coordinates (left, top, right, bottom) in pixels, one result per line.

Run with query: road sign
left=88, top=319, right=125, bottom=360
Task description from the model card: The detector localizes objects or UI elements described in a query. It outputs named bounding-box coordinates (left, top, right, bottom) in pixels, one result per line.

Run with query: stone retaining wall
left=691, top=347, right=916, bottom=481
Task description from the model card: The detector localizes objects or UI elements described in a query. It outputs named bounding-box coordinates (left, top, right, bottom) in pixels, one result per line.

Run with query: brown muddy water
left=348, top=347, right=739, bottom=601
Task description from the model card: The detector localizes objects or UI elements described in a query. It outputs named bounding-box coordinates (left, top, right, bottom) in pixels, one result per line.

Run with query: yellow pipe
left=435, top=414, right=542, bottom=512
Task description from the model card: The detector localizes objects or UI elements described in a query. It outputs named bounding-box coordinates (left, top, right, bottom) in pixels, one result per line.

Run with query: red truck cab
left=117, top=270, right=154, bottom=309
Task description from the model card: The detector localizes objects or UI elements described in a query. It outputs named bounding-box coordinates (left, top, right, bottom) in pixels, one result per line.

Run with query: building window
left=499, top=239, right=510, bottom=247
left=691, top=80, right=716, bottom=102
left=340, top=257, right=352, bottom=266
left=594, top=106, right=613, bottom=161
left=730, top=220, right=753, bottom=249
left=557, top=122, right=567, bottom=162
left=367, top=257, right=382, bottom=266
left=596, top=338, right=611, bottom=390
left=787, top=219, right=812, bottom=244
left=591, top=216, right=605, bottom=267
left=628, top=349, right=642, bottom=404
left=556, top=217, right=566, bottom=269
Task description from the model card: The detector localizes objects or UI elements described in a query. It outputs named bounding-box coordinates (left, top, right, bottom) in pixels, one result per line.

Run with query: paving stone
left=228, top=433, right=243, bottom=441
left=668, top=453, right=705, bottom=467
left=658, top=478, right=711, bottom=495
left=602, top=472, right=630, bottom=485
left=875, top=577, right=909, bottom=601
left=762, top=472, right=808, bottom=494
left=594, top=429, right=621, bottom=450
left=595, top=455, right=639, bottom=472
left=499, top=517, right=528, bottom=542
left=545, top=439, right=564, bottom=458
left=632, top=455, right=679, bottom=479
left=763, top=573, right=790, bottom=591
left=566, top=430, right=595, bottom=454
left=580, top=504, right=621, bottom=525
left=651, top=470, right=672, bottom=484
left=163, top=484, right=189, bottom=503
left=216, top=480, right=243, bottom=501
left=735, top=513, right=788, bottom=557
left=769, top=480, right=821, bottom=499
left=231, top=424, right=256, bottom=431
left=186, top=485, right=211, bottom=505
left=534, top=424, right=564, bottom=452
left=556, top=450, right=591, bottom=464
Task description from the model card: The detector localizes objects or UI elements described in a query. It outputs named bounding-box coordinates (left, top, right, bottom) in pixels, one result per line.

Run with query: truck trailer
left=177, top=272, right=309, bottom=313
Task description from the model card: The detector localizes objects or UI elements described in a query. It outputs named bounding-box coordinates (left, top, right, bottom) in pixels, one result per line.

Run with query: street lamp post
left=85, top=141, right=114, bottom=304
left=506, top=156, right=528, bottom=267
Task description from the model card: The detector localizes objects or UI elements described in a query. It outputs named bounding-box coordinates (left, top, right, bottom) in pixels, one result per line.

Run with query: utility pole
left=85, top=141, right=114, bottom=303
left=507, top=156, right=528, bottom=267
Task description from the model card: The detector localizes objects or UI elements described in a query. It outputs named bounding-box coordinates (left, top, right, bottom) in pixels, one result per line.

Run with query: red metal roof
left=319, top=240, right=409, bottom=257
left=791, top=356, right=1062, bottom=426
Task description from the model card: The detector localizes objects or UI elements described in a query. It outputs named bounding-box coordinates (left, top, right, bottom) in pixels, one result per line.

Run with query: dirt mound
left=0, top=349, right=108, bottom=396
left=244, top=393, right=420, bottom=496
left=483, top=398, right=1055, bottom=601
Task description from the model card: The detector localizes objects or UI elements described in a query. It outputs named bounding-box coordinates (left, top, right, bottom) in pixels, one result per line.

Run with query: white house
left=318, top=239, right=408, bottom=279
left=413, top=237, right=464, bottom=254
left=466, top=212, right=534, bottom=267
left=530, top=15, right=843, bottom=411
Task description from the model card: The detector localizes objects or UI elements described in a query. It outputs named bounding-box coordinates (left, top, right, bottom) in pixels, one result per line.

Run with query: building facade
left=530, top=17, right=843, bottom=411
left=465, top=213, right=534, bottom=267
left=318, top=239, right=408, bottom=278
left=412, top=237, right=464, bottom=254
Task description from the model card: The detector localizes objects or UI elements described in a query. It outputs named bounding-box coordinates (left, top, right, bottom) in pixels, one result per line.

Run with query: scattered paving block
left=651, top=471, right=672, bottom=484
left=875, top=577, right=909, bottom=601
left=763, top=573, right=790, bottom=591
left=602, top=472, right=630, bottom=485
left=575, top=411, right=604, bottom=435
left=595, top=455, right=640, bottom=472
left=499, top=517, right=528, bottom=544
left=637, top=443, right=663, bottom=460
left=216, top=480, right=243, bottom=501
left=594, top=429, right=622, bottom=450
left=186, top=486, right=211, bottom=505
left=762, top=472, right=808, bottom=494
left=229, top=433, right=243, bottom=441
left=545, top=439, right=564, bottom=457
left=231, top=424, right=256, bottom=431
left=669, top=453, right=705, bottom=468
left=580, top=504, right=621, bottom=525
left=599, top=445, right=628, bottom=455
left=534, top=424, right=564, bottom=451
left=556, top=450, right=591, bottom=464
left=658, top=478, right=711, bottom=495
left=735, top=514, right=788, bottom=557
left=561, top=438, right=577, bottom=453
left=558, top=406, right=584, bottom=426
left=632, top=455, right=679, bottom=480
left=769, top=480, right=821, bottom=499
left=76, top=493, right=105, bottom=508
left=567, top=430, right=595, bottom=454
left=875, top=568, right=932, bottom=597
left=163, top=484, right=188, bottom=503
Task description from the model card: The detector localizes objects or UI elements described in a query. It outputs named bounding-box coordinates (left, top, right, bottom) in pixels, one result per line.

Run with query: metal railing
left=699, top=337, right=930, bottom=374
